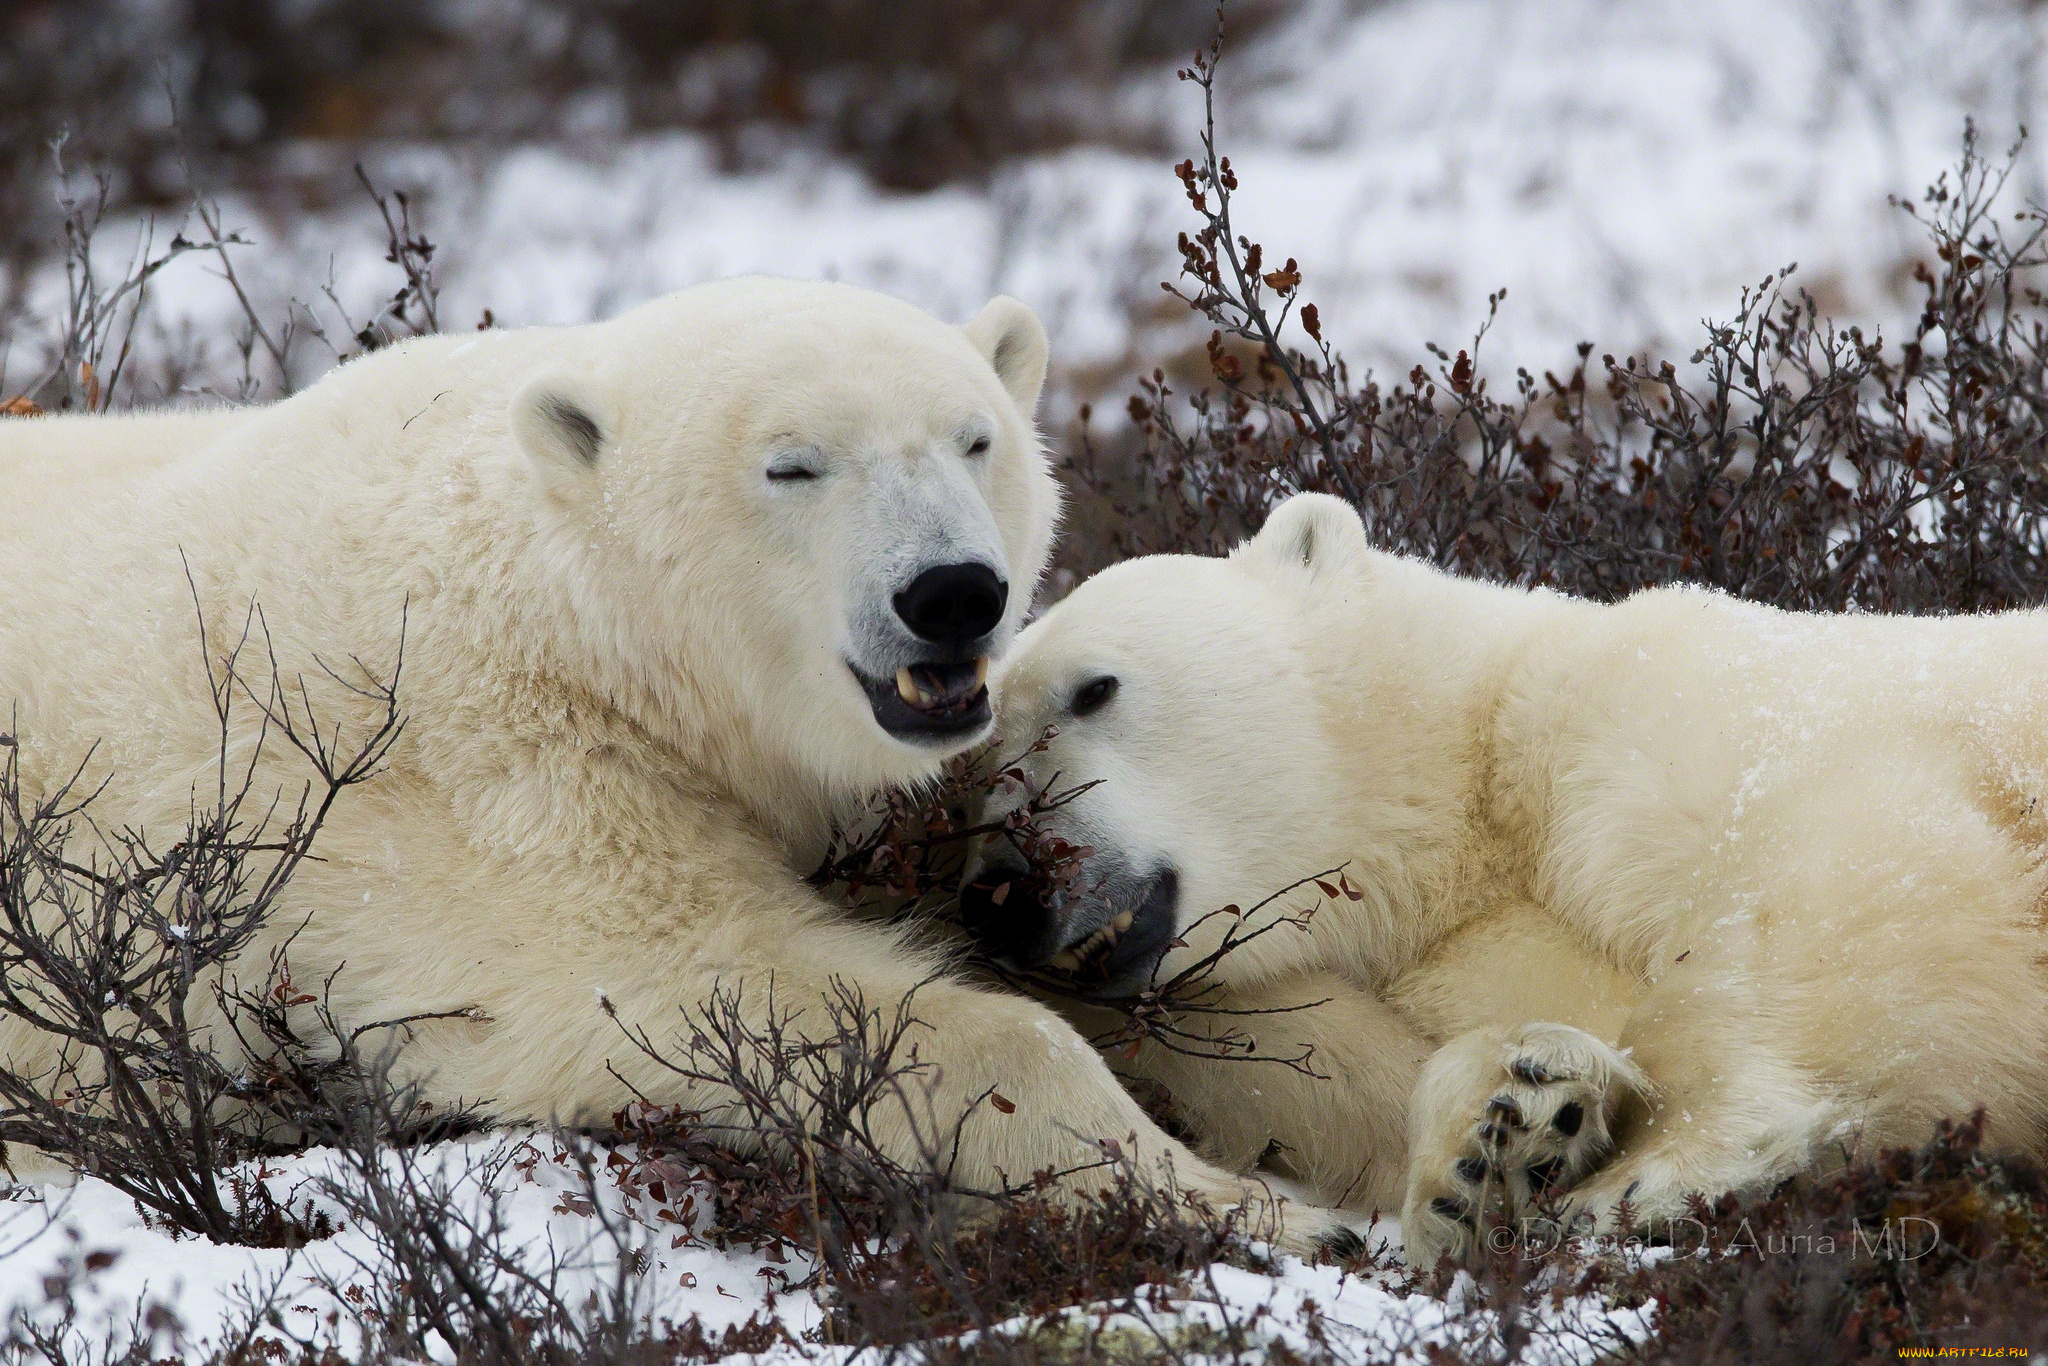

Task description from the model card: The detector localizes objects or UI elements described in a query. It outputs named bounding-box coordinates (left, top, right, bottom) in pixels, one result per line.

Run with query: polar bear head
left=959, top=495, right=1372, bottom=995
left=502, top=278, right=1059, bottom=816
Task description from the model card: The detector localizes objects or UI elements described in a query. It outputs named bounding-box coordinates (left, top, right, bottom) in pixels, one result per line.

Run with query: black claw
left=1526, top=1157, right=1566, bottom=1191
left=1486, top=1095, right=1526, bottom=1128
left=1455, top=1156, right=1489, bottom=1183
left=1318, top=1226, right=1370, bottom=1262
left=1510, top=1058, right=1554, bottom=1084
left=1552, top=1101, right=1585, bottom=1137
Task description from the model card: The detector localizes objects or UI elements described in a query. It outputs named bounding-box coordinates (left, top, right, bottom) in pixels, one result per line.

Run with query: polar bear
left=0, top=279, right=1347, bottom=1249
left=962, top=491, right=2048, bottom=1266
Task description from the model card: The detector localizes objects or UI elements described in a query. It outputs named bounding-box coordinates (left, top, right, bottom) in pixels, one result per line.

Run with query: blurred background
left=2, top=0, right=2043, bottom=463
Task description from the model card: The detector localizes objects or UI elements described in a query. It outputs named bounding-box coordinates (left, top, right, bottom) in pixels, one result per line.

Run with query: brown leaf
left=990, top=1091, right=1016, bottom=1114
left=1263, top=258, right=1302, bottom=292
left=0, top=396, right=43, bottom=417
left=1450, top=349, right=1475, bottom=395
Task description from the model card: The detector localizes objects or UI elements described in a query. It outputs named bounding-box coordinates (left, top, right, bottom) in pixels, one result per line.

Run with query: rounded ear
left=963, top=296, right=1049, bottom=415
left=1236, top=493, right=1369, bottom=582
left=511, top=374, right=609, bottom=492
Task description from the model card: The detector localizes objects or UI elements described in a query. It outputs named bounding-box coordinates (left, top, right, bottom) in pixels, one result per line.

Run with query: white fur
left=0, top=281, right=1347, bottom=1249
left=978, top=492, right=2048, bottom=1261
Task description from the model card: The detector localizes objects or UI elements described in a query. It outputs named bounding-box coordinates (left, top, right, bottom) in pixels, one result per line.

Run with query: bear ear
left=963, top=296, right=1049, bottom=416
left=511, top=374, right=609, bottom=488
left=1237, top=493, right=1369, bottom=582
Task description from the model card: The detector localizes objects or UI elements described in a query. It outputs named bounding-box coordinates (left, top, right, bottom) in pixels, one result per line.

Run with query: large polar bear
left=963, top=492, right=2048, bottom=1266
left=0, top=280, right=1347, bottom=1249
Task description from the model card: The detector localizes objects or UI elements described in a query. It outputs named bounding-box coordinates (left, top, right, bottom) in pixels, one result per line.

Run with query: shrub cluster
left=1, top=0, right=1259, bottom=217
left=0, top=601, right=406, bottom=1246
left=1610, top=1115, right=2048, bottom=1362
left=1070, top=46, right=2048, bottom=617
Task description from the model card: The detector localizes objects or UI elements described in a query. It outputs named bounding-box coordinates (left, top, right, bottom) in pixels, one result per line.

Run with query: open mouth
left=1041, top=868, right=1179, bottom=995
left=852, top=658, right=992, bottom=743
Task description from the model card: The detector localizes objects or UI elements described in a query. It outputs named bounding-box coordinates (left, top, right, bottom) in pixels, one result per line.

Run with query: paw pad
left=1408, top=1022, right=1640, bottom=1265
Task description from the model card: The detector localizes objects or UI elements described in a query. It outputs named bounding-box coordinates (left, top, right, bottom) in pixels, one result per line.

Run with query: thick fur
left=974, top=492, right=2048, bottom=1264
left=0, top=281, right=1346, bottom=1248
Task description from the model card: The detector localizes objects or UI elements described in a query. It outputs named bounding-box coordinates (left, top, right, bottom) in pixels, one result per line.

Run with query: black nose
left=958, top=848, right=1052, bottom=966
left=894, top=562, right=1009, bottom=651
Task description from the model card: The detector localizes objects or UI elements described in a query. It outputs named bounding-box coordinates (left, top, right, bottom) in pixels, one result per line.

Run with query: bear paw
left=1400, top=1022, right=1650, bottom=1268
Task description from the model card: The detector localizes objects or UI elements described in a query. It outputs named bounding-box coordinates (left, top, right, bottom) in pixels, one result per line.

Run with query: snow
left=0, top=1140, right=1650, bottom=1364
left=0, top=1135, right=818, bottom=1362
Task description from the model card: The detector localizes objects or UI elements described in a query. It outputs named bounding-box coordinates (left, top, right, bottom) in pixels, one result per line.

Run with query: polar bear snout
left=1077, top=865, right=1179, bottom=996
left=845, top=560, right=1010, bottom=746
left=893, top=562, right=1008, bottom=652
left=959, top=841, right=1180, bottom=996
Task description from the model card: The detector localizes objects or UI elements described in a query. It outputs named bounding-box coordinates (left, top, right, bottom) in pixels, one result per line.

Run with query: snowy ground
left=7, top=0, right=2044, bottom=408
left=0, top=1136, right=811, bottom=1361
left=0, top=1136, right=1651, bottom=1364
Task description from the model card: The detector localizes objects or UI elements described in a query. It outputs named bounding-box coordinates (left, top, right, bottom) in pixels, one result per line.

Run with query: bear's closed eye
left=1071, top=675, right=1118, bottom=717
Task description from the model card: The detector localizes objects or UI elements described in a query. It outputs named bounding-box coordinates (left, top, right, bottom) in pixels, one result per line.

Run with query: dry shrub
left=602, top=976, right=1254, bottom=1356
left=1, top=0, right=1275, bottom=210
left=0, top=155, right=445, bottom=414
left=0, top=598, right=405, bottom=1247
left=1070, top=45, right=2048, bottom=616
left=1609, top=1116, right=2048, bottom=1363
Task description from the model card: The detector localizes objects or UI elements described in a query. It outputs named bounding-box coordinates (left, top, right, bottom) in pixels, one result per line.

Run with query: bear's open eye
left=966, top=434, right=992, bottom=456
left=1070, top=675, right=1119, bottom=718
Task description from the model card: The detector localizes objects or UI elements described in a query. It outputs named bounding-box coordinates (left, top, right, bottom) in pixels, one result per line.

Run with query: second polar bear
left=963, top=492, right=2048, bottom=1265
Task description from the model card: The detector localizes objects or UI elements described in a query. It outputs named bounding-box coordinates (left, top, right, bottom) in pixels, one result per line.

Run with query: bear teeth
left=1079, top=916, right=1130, bottom=961
left=1043, top=910, right=1138, bottom=975
left=889, top=661, right=989, bottom=714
